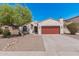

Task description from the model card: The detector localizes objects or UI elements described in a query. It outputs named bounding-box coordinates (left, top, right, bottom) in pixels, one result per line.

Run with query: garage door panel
left=42, top=26, right=60, bottom=34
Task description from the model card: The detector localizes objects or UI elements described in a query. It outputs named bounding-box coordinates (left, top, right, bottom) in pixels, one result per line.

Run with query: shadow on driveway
left=65, top=34, right=79, bottom=40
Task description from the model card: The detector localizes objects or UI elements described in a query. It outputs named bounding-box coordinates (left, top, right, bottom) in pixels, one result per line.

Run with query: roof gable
left=39, top=18, right=60, bottom=26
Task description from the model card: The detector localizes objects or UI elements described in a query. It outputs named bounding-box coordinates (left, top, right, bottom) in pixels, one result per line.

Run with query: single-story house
left=28, top=18, right=64, bottom=34
left=1, top=16, right=79, bottom=35
left=0, top=18, right=64, bottom=35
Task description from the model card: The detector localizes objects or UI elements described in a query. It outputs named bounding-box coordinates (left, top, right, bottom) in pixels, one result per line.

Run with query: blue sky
left=26, top=3, right=79, bottom=21
left=1, top=3, right=79, bottom=21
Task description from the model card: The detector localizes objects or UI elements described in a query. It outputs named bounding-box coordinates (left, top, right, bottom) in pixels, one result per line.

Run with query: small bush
left=3, top=29, right=11, bottom=38
left=67, top=23, right=78, bottom=35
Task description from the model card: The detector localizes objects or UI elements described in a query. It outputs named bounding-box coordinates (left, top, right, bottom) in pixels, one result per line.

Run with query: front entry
left=34, top=26, right=38, bottom=34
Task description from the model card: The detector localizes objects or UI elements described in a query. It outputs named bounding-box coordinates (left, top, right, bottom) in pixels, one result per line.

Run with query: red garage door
left=42, top=26, right=60, bottom=34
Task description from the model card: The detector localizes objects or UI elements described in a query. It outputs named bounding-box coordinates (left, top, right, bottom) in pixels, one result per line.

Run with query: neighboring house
left=28, top=18, right=64, bottom=34
left=65, top=16, right=79, bottom=23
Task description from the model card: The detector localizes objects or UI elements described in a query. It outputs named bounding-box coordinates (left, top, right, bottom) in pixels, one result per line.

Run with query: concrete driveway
left=0, top=34, right=79, bottom=56
left=42, top=34, right=79, bottom=56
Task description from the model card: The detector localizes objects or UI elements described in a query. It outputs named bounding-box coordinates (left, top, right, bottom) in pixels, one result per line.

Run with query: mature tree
left=0, top=4, right=32, bottom=26
left=13, top=4, right=32, bottom=26
left=0, top=4, right=14, bottom=25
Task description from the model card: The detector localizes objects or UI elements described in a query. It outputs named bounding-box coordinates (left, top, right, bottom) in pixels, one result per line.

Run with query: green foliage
left=0, top=4, right=14, bottom=25
left=0, top=4, right=32, bottom=26
left=3, top=28, right=11, bottom=38
left=13, top=4, right=32, bottom=26
left=67, top=23, right=78, bottom=35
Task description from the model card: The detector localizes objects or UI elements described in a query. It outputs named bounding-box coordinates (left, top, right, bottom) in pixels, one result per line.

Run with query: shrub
left=67, top=22, right=78, bottom=35
left=3, top=28, right=11, bottom=38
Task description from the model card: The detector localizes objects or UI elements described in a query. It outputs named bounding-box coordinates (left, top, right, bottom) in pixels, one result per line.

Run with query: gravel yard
left=0, top=35, right=45, bottom=51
